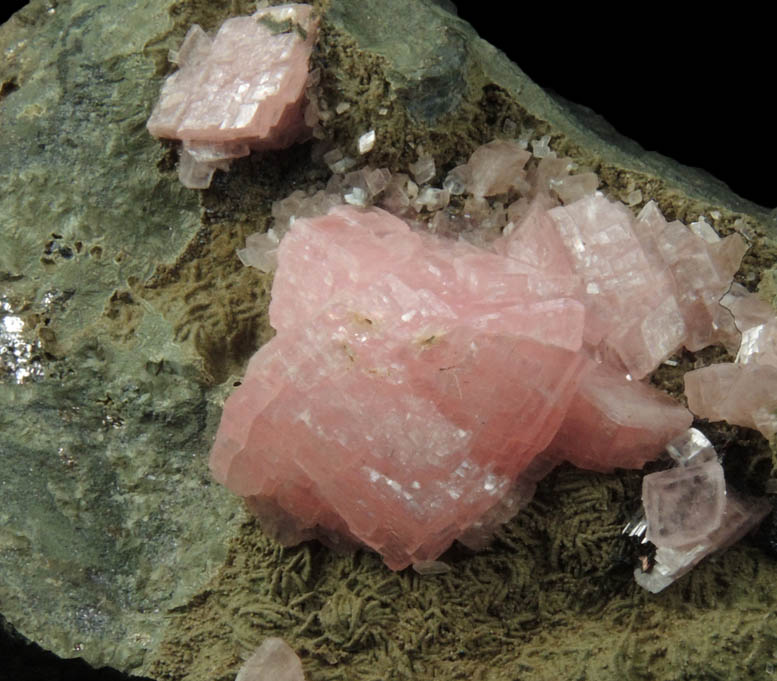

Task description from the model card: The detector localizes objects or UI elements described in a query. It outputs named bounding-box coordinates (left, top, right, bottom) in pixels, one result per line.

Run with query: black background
left=454, top=3, right=774, bottom=208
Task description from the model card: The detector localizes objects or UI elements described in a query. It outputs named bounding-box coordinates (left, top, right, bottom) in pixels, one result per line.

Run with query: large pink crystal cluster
left=210, top=130, right=776, bottom=571
left=147, top=4, right=318, bottom=188
left=208, top=127, right=771, bottom=568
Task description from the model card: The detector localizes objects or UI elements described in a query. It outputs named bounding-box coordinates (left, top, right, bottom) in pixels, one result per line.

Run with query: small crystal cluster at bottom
left=626, top=428, right=770, bottom=593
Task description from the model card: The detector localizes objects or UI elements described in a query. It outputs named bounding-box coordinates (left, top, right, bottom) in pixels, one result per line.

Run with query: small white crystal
left=664, top=428, right=717, bottom=467
left=531, top=134, right=555, bottom=158
left=501, top=118, right=518, bottom=137
left=412, top=187, right=450, bottom=212
left=357, top=130, right=376, bottom=155
left=625, top=189, right=643, bottom=206
left=177, top=149, right=221, bottom=189
left=550, top=172, right=598, bottom=204
left=517, top=127, right=533, bottom=149
left=442, top=165, right=470, bottom=195
left=412, top=559, right=452, bottom=575
left=736, top=322, right=777, bottom=367
left=363, top=167, right=391, bottom=197
left=344, top=187, right=368, bottom=206
left=689, top=217, right=720, bottom=243
left=323, top=148, right=357, bottom=173
left=331, top=157, right=356, bottom=173
left=237, top=229, right=281, bottom=271
left=322, top=148, right=344, bottom=170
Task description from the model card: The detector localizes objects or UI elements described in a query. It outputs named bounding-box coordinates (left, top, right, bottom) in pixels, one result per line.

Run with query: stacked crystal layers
left=146, top=4, right=318, bottom=188
left=208, top=170, right=760, bottom=568
left=635, top=429, right=770, bottom=593
left=684, top=282, right=777, bottom=439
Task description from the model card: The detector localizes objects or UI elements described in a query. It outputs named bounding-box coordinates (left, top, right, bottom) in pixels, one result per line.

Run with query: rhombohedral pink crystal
left=209, top=189, right=721, bottom=569
left=635, top=428, right=770, bottom=593
left=235, top=638, right=305, bottom=681
left=684, top=282, right=777, bottom=439
left=147, top=4, right=318, bottom=188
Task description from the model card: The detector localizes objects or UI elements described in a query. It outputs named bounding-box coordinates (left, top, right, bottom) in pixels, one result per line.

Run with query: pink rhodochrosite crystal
left=210, top=196, right=701, bottom=569
left=235, top=638, right=305, bottom=681
left=147, top=4, right=318, bottom=188
left=209, top=134, right=767, bottom=571
left=643, top=458, right=727, bottom=549
left=685, top=364, right=777, bottom=439
left=634, top=429, right=771, bottom=593
left=541, top=197, right=746, bottom=378
left=684, top=284, right=777, bottom=439
left=211, top=206, right=594, bottom=568
left=545, top=362, right=692, bottom=473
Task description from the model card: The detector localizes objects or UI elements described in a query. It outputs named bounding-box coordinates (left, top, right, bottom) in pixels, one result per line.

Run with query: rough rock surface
left=0, top=0, right=237, bottom=673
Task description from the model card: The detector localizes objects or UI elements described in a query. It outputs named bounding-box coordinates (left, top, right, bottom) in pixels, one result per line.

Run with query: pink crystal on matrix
left=685, top=363, right=777, bottom=439
left=235, top=638, right=305, bottom=681
left=684, top=283, right=777, bottom=439
left=636, top=429, right=770, bottom=593
left=643, top=458, right=726, bottom=549
left=210, top=198, right=695, bottom=570
left=545, top=362, right=692, bottom=473
left=147, top=4, right=318, bottom=188
left=210, top=137, right=767, bottom=571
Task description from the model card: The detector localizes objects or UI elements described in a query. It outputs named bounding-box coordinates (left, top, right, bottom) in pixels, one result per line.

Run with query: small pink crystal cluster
left=147, top=4, right=318, bottom=188
left=207, top=136, right=773, bottom=570
left=684, top=283, right=777, bottom=439
left=634, top=429, right=770, bottom=593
